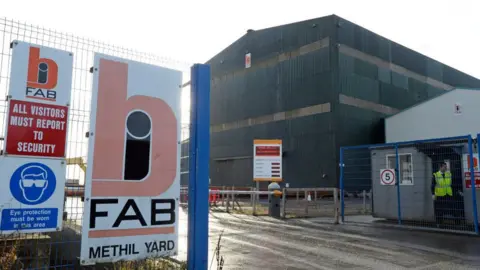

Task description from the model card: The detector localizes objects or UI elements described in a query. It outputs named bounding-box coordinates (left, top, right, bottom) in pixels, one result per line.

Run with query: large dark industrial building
left=181, top=14, right=480, bottom=189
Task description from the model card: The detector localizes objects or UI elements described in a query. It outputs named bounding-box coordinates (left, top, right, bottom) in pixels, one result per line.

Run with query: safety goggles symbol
left=21, top=173, right=47, bottom=188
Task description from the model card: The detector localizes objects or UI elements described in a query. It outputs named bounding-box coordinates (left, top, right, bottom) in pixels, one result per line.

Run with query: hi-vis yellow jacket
left=433, top=171, right=452, bottom=197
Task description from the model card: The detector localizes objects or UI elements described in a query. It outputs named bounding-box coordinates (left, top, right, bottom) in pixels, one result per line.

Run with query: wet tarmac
left=62, top=198, right=480, bottom=269
left=176, top=207, right=480, bottom=270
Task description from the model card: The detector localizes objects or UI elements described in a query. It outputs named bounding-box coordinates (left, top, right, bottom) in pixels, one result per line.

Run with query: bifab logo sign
left=26, top=46, right=59, bottom=101
left=80, top=53, right=182, bottom=265
left=7, top=41, right=73, bottom=105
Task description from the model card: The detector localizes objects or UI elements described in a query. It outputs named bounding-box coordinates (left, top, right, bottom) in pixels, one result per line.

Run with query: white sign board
left=462, top=154, right=480, bottom=189
left=8, top=40, right=73, bottom=106
left=80, top=54, right=182, bottom=265
left=0, top=156, right=66, bottom=233
left=253, top=140, right=282, bottom=182
left=245, top=53, right=251, bottom=68
left=380, top=169, right=395, bottom=185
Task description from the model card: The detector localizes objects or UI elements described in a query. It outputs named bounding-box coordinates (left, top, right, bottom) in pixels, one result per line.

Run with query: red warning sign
left=465, top=172, right=480, bottom=189
left=255, top=145, right=281, bottom=156
left=4, top=99, right=68, bottom=158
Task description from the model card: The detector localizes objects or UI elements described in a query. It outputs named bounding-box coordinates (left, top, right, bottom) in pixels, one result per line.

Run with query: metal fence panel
left=0, top=17, right=191, bottom=269
left=282, top=188, right=339, bottom=222
left=341, top=135, right=480, bottom=234
left=340, top=145, right=373, bottom=221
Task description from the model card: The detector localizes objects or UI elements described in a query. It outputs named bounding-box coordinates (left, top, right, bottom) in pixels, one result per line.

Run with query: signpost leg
left=252, top=185, right=257, bottom=216
left=256, top=181, right=260, bottom=205
left=187, top=64, right=210, bottom=270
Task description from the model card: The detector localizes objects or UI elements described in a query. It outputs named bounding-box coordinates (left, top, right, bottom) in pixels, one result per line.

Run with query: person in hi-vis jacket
left=431, top=162, right=463, bottom=226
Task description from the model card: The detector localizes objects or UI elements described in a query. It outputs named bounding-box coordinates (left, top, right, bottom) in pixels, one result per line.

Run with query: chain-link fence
left=341, top=135, right=480, bottom=234
left=0, top=17, right=191, bottom=269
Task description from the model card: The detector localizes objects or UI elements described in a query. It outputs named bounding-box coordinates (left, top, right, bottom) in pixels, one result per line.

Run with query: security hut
left=371, top=88, right=480, bottom=225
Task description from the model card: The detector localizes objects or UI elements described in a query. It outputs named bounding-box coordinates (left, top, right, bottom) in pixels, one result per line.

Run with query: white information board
left=0, top=156, right=66, bottom=233
left=80, top=54, right=182, bottom=265
left=253, top=139, right=282, bottom=182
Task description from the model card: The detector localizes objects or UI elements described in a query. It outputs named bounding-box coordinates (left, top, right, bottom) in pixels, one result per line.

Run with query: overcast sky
left=1, top=0, right=478, bottom=182
left=2, top=0, right=480, bottom=78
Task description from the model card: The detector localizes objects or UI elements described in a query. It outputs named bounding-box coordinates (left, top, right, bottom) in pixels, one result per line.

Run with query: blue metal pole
left=187, top=64, right=210, bottom=270
left=187, top=66, right=198, bottom=269
left=339, top=147, right=345, bottom=223
left=469, top=136, right=479, bottom=234
left=395, top=144, right=402, bottom=225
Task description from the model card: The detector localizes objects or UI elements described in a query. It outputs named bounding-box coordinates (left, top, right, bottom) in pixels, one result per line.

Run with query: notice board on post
left=253, top=139, right=282, bottom=182
left=80, top=53, right=182, bottom=265
left=0, top=41, right=73, bottom=234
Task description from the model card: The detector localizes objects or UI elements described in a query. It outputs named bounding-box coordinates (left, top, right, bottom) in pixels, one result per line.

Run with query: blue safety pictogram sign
left=0, top=159, right=65, bottom=233
left=9, top=162, right=57, bottom=205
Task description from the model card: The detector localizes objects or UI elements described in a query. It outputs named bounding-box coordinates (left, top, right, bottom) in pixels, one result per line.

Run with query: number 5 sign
left=380, top=169, right=396, bottom=185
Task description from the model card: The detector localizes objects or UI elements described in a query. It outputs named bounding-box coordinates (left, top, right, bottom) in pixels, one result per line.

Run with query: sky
left=2, top=0, right=480, bottom=78
left=0, top=1, right=478, bottom=182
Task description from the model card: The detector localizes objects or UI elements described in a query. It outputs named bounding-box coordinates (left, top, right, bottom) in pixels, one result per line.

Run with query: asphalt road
left=176, top=207, right=480, bottom=270
left=61, top=198, right=480, bottom=269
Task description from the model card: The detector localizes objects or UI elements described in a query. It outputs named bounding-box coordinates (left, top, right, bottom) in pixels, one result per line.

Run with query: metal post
left=362, top=190, right=366, bottom=213
left=250, top=187, right=254, bottom=208
left=187, top=64, right=210, bottom=270
left=253, top=186, right=257, bottom=216
left=395, top=144, right=402, bottom=225
left=222, top=186, right=225, bottom=207
left=340, top=147, right=345, bottom=223
left=333, top=188, right=339, bottom=224
left=370, top=189, right=373, bottom=213
left=304, top=190, right=308, bottom=215
left=469, top=136, right=479, bottom=234
left=281, top=188, right=286, bottom=218
left=231, top=186, right=235, bottom=210
left=226, top=187, right=231, bottom=213
left=256, top=181, right=260, bottom=206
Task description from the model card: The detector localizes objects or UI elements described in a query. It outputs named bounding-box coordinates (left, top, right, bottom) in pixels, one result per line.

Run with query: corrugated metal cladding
left=334, top=16, right=480, bottom=150
left=199, top=14, right=480, bottom=189
left=211, top=114, right=335, bottom=187
left=207, top=15, right=337, bottom=188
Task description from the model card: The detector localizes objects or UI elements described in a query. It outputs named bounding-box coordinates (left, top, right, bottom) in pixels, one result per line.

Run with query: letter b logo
left=90, top=58, right=178, bottom=197
left=27, top=47, right=58, bottom=89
